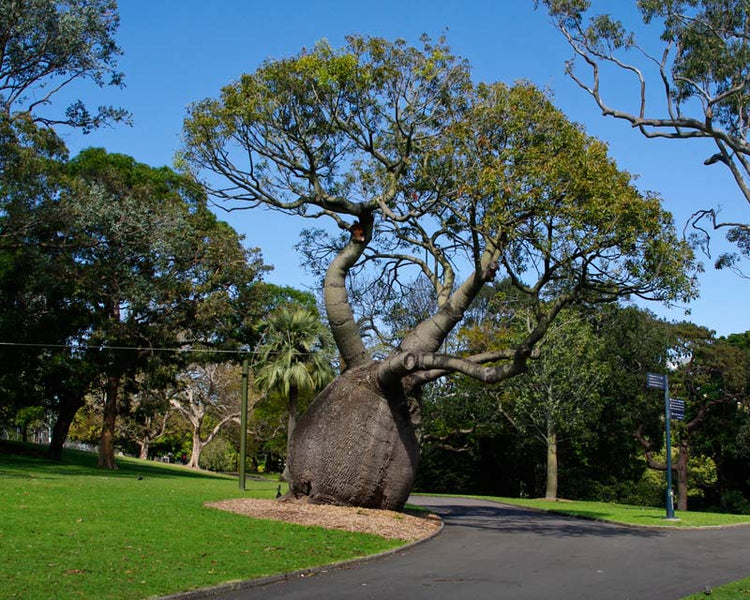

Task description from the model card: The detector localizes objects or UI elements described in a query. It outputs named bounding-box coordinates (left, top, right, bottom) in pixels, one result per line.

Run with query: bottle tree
left=183, top=36, right=696, bottom=509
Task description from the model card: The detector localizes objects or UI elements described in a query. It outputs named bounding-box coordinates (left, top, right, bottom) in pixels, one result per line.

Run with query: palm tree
left=254, top=307, right=334, bottom=479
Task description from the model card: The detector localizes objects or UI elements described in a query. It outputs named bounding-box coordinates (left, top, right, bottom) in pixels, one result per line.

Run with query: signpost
left=647, top=372, right=676, bottom=519
left=239, top=358, right=249, bottom=491
left=669, top=398, right=686, bottom=421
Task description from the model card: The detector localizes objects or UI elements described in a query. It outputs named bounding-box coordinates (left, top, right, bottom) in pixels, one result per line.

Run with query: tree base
left=287, top=362, right=419, bottom=511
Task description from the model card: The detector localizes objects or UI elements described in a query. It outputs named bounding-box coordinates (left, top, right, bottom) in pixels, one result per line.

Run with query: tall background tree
left=502, top=311, right=609, bottom=500
left=541, top=0, right=750, bottom=273
left=61, top=147, right=267, bottom=469
left=0, top=0, right=129, bottom=452
left=183, top=36, right=696, bottom=509
left=0, top=0, right=128, bottom=131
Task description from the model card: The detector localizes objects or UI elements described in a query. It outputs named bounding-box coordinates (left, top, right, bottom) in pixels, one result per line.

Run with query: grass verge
left=0, top=444, right=402, bottom=600
left=438, top=494, right=750, bottom=528
left=683, top=578, right=750, bottom=599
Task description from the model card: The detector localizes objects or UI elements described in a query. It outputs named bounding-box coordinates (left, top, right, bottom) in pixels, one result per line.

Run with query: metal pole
left=239, top=358, right=249, bottom=491
left=664, top=375, right=675, bottom=519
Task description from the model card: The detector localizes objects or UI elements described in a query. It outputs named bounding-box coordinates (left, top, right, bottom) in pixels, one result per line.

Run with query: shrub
left=199, top=437, right=238, bottom=472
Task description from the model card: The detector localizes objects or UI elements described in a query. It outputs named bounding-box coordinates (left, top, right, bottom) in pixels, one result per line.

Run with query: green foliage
left=198, top=436, right=238, bottom=472
left=0, top=0, right=128, bottom=131
left=184, top=34, right=696, bottom=340
left=255, top=307, right=335, bottom=399
left=719, top=490, right=750, bottom=514
left=504, top=311, right=608, bottom=441
left=541, top=0, right=750, bottom=268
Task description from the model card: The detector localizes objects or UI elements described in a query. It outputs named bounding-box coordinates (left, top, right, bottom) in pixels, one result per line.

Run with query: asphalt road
left=201, top=495, right=750, bottom=600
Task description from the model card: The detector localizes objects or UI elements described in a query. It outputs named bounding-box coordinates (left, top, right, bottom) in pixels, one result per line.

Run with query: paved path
left=209, top=496, right=750, bottom=600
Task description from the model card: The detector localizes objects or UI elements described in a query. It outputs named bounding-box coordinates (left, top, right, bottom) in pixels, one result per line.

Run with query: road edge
left=155, top=515, right=444, bottom=600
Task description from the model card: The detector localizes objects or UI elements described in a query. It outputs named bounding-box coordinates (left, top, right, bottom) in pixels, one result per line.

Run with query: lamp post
left=239, top=358, right=249, bottom=491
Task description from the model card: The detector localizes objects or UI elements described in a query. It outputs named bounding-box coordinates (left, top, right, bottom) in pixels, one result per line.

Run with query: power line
left=0, top=341, right=323, bottom=357
left=0, top=341, right=255, bottom=355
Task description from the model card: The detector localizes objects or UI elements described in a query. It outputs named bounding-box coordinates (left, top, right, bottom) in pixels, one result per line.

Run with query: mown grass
left=683, top=578, right=750, bottom=599
left=477, top=496, right=750, bottom=528
left=0, top=444, right=402, bottom=600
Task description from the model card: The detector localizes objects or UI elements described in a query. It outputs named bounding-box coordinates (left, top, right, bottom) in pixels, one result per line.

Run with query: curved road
left=204, top=496, right=750, bottom=600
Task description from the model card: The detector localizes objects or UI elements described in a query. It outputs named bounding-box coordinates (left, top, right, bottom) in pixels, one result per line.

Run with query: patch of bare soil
left=206, top=498, right=442, bottom=542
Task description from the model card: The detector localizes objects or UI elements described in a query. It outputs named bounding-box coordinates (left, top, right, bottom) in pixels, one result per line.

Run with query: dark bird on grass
left=276, top=485, right=282, bottom=499
left=137, top=475, right=143, bottom=481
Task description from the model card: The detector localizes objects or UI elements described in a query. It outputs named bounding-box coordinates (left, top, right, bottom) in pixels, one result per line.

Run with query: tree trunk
left=545, top=423, right=558, bottom=500
left=98, top=373, right=120, bottom=469
left=281, top=386, right=298, bottom=482
left=287, top=362, right=419, bottom=511
left=676, top=437, right=689, bottom=511
left=188, top=430, right=203, bottom=469
left=49, top=394, right=85, bottom=460
left=138, top=442, right=149, bottom=460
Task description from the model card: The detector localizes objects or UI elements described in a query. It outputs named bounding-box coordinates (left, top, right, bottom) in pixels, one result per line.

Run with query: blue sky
left=60, top=0, right=748, bottom=337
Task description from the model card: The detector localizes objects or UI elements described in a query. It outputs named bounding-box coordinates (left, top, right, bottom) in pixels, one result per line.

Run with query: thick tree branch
left=324, top=213, right=374, bottom=370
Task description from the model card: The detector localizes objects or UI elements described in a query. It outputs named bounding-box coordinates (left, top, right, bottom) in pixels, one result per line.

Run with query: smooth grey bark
left=546, top=424, right=558, bottom=500
left=323, top=215, right=373, bottom=371
left=98, top=372, right=120, bottom=469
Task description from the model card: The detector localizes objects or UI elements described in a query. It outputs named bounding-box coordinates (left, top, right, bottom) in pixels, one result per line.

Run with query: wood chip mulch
left=206, top=498, right=442, bottom=541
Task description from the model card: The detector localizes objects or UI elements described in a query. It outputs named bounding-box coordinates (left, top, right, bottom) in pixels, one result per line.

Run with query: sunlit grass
left=444, top=494, right=750, bottom=528
left=0, top=444, right=401, bottom=599
left=682, top=578, right=750, bottom=599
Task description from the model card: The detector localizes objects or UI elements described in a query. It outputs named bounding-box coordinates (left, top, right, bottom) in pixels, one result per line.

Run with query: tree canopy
left=540, top=0, right=750, bottom=273
left=0, top=0, right=128, bottom=131
left=182, top=35, right=698, bottom=508
left=184, top=34, right=696, bottom=390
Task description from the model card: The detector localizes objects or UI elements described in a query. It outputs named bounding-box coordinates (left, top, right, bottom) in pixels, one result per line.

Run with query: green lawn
left=683, top=579, right=750, bottom=599
left=448, top=495, right=750, bottom=528
left=0, top=445, right=401, bottom=600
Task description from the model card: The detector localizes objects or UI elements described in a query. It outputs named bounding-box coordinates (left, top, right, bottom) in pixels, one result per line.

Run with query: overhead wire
left=0, top=341, right=281, bottom=356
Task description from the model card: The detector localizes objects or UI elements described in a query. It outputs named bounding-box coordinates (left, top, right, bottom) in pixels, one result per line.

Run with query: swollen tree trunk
left=98, top=373, right=120, bottom=469
left=545, top=423, right=558, bottom=500
left=287, top=362, right=419, bottom=511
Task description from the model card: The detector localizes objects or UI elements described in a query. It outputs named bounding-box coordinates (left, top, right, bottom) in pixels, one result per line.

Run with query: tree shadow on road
left=416, top=502, right=665, bottom=539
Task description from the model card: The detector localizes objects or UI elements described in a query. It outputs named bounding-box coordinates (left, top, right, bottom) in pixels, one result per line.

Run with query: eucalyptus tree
left=254, top=307, right=334, bottom=479
left=0, top=0, right=127, bottom=243
left=541, top=0, right=750, bottom=273
left=502, top=312, right=608, bottom=500
left=0, top=0, right=127, bottom=131
left=183, top=36, right=696, bottom=509
left=667, top=324, right=748, bottom=510
left=169, top=363, right=251, bottom=469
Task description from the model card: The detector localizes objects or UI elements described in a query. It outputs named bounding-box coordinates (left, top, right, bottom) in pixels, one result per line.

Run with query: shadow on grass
left=0, top=440, right=242, bottom=481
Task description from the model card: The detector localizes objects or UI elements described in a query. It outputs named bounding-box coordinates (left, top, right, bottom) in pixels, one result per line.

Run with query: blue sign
left=669, top=398, right=686, bottom=421
left=646, top=373, right=667, bottom=390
